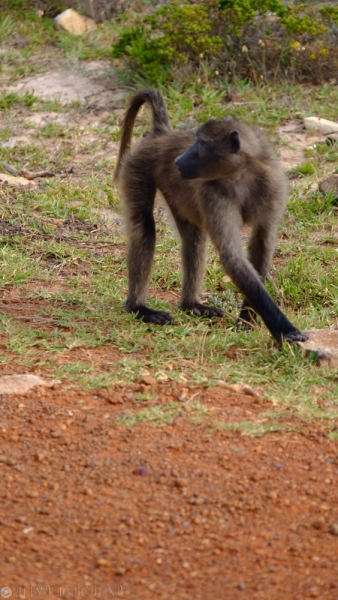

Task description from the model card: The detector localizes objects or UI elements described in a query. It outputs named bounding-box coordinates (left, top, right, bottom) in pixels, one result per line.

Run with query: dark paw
left=183, top=303, right=224, bottom=318
left=283, top=330, right=309, bottom=343
left=130, top=305, right=173, bottom=325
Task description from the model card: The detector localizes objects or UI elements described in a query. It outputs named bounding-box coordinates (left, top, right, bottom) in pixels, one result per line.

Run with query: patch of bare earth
left=0, top=384, right=337, bottom=599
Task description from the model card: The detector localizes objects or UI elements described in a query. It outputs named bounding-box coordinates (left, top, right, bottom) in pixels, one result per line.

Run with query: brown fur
left=115, top=89, right=307, bottom=343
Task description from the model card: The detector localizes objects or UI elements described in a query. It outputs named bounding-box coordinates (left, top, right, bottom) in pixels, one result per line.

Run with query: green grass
left=0, top=8, right=338, bottom=435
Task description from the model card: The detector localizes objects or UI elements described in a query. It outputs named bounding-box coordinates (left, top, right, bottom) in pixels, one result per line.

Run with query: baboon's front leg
left=205, top=203, right=307, bottom=343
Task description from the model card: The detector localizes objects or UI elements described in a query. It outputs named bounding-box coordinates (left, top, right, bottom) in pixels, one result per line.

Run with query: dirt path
left=0, top=383, right=337, bottom=599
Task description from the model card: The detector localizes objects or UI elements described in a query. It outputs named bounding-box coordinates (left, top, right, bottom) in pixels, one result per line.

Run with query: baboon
left=114, top=89, right=307, bottom=344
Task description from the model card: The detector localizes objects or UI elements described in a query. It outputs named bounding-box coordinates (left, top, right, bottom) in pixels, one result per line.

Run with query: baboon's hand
left=283, top=329, right=309, bottom=343
left=183, top=303, right=224, bottom=318
left=131, top=305, right=174, bottom=325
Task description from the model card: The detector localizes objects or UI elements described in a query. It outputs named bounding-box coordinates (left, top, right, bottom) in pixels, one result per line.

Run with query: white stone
left=54, top=8, right=96, bottom=35
left=304, top=117, right=338, bottom=134
left=298, top=328, right=338, bottom=367
left=0, top=173, right=36, bottom=187
left=0, top=374, right=60, bottom=395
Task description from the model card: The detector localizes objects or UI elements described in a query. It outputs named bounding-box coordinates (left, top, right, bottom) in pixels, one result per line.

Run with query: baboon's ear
left=229, top=130, right=240, bottom=153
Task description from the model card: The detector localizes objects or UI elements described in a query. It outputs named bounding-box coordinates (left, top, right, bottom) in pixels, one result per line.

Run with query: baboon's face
left=175, top=121, right=242, bottom=181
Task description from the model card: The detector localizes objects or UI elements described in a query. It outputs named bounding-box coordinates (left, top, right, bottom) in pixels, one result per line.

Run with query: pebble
left=267, top=490, right=278, bottom=500
left=22, top=526, right=34, bottom=535
left=96, top=558, right=109, bottom=567
left=27, top=490, right=39, bottom=498
left=189, top=496, right=204, bottom=505
left=329, top=522, right=338, bottom=536
left=137, top=466, right=150, bottom=477
left=174, top=478, right=188, bottom=488
left=318, top=174, right=338, bottom=195
left=106, top=392, right=123, bottom=405
left=34, top=452, right=45, bottom=462
left=50, top=430, right=61, bottom=438
left=141, top=376, right=157, bottom=386
left=311, top=517, right=326, bottom=530
left=1, top=139, right=18, bottom=149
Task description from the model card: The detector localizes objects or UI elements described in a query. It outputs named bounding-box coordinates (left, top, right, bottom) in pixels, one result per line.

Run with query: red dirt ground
left=0, top=382, right=337, bottom=599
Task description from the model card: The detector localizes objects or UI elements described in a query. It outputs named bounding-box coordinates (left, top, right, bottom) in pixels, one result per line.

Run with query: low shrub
left=112, top=0, right=338, bottom=86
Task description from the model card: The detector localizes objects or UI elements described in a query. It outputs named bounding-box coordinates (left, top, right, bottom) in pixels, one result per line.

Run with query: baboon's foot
left=129, top=305, right=173, bottom=325
left=182, top=302, right=224, bottom=318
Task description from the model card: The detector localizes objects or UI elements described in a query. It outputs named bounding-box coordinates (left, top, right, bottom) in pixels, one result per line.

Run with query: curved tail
left=114, top=89, right=171, bottom=181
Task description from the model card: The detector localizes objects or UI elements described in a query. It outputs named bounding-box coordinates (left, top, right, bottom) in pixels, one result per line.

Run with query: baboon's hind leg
left=125, top=183, right=173, bottom=325
left=177, top=219, right=224, bottom=318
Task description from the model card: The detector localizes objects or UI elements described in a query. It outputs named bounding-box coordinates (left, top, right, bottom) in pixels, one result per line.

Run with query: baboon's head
left=175, top=119, right=246, bottom=181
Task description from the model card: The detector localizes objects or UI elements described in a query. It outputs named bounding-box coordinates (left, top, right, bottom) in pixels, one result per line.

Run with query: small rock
left=54, top=9, right=96, bottom=35
left=0, top=374, right=60, bottom=395
left=297, top=329, right=338, bottom=368
left=189, top=496, right=204, bottom=505
left=96, top=558, right=109, bottom=567
left=34, top=452, right=45, bottom=462
left=140, top=376, right=157, bottom=386
left=22, top=526, right=34, bottom=535
left=304, top=116, right=338, bottom=134
left=6, top=556, right=16, bottom=563
left=318, top=174, right=338, bottom=195
left=311, top=517, right=326, bottom=531
left=50, top=430, right=62, bottom=438
left=329, top=523, right=338, bottom=536
left=238, top=581, right=246, bottom=590
left=174, top=478, right=188, bottom=488
left=26, top=490, right=39, bottom=498
left=1, top=139, right=18, bottom=149
left=267, top=490, right=278, bottom=500
left=105, top=392, right=123, bottom=405
left=137, top=466, right=150, bottom=477
left=38, top=508, right=50, bottom=515
left=0, top=173, right=36, bottom=187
